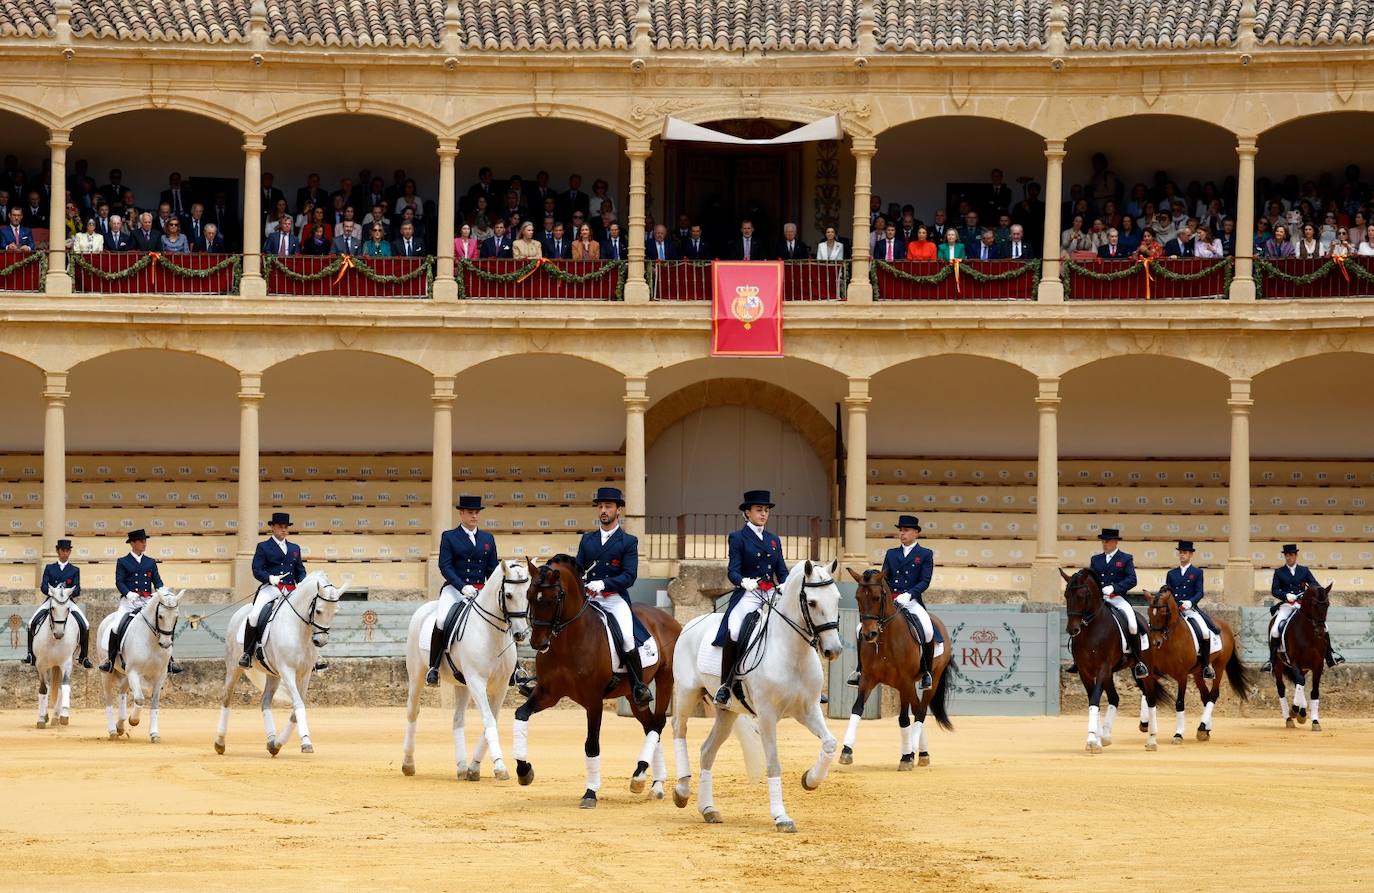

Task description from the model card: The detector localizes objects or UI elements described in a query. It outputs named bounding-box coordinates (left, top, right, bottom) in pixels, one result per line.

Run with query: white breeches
left=1105, top=594, right=1137, bottom=634
left=1270, top=602, right=1299, bottom=639
left=247, top=584, right=281, bottom=627
left=436, top=584, right=464, bottom=624
left=1181, top=608, right=1210, bottom=639
left=727, top=590, right=768, bottom=640
left=590, top=593, right=634, bottom=647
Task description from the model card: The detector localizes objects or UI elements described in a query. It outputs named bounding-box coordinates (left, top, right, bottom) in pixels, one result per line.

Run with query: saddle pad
left=1110, top=611, right=1150, bottom=654
left=1184, top=621, right=1225, bottom=655
left=695, top=613, right=768, bottom=679
left=417, top=599, right=472, bottom=657
left=588, top=601, right=657, bottom=674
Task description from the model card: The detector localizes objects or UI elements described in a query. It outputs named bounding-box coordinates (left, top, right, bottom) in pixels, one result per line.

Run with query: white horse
left=33, top=584, right=80, bottom=728
left=672, top=559, right=844, bottom=832
left=215, top=571, right=344, bottom=756
left=401, top=559, right=532, bottom=780
left=96, top=587, right=183, bottom=742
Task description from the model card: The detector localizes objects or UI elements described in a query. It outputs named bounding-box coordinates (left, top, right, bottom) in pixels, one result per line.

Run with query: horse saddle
left=588, top=601, right=657, bottom=675
left=1183, top=616, right=1223, bottom=655
left=418, top=597, right=475, bottom=658
left=236, top=595, right=287, bottom=649
left=1109, top=609, right=1151, bottom=652
left=696, top=613, right=764, bottom=679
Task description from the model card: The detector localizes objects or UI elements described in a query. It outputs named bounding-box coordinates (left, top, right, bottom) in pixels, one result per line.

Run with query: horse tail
left=929, top=661, right=954, bottom=732
left=1224, top=648, right=1253, bottom=701
left=731, top=715, right=766, bottom=784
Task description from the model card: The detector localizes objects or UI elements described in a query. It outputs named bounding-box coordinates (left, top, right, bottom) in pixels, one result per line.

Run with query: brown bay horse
left=1272, top=581, right=1334, bottom=731
left=839, top=568, right=953, bottom=770
left=1061, top=568, right=1163, bottom=752
left=1145, top=588, right=1252, bottom=743
left=512, top=555, right=681, bottom=808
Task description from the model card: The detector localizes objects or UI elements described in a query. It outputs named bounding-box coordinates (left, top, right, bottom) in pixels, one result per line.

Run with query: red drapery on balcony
left=872, top=260, right=1040, bottom=300
left=71, top=252, right=240, bottom=295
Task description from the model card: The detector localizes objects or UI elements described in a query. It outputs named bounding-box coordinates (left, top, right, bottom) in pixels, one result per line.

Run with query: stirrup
left=167, top=659, right=184, bottom=674
left=425, top=667, right=440, bottom=686
left=1063, top=662, right=1078, bottom=674
left=1261, top=659, right=1273, bottom=672
left=1331, top=653, right=1346, bottom=666
left=21, top=654, right=35, bottom=665
left=920, top=671, right=933, bottom=690
left=1133, top=661, right=1149, bottom=679
left=631, top=682, right=652, bottom=707
left=313, top=662, right=328, bottom=672
left=845, top=669, right=861, bottom=687
left=98, top=659, right=114, bottom=673
left=713, top=684, right=732, bottom=706
left=1202, top=662, right=1216, bottom=680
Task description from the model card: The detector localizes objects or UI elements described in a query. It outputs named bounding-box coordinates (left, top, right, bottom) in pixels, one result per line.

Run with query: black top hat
left=268, top=511, right=292, bottom=527
left=55, top=539, right=72, bottom=550
left=593, top=486, right=625, bottom=506
left=895, top=514, right=922, bottom=531
left=739, top=489, right=775, bottom=511
left=1176, top=540, right=1195, bottom=552
left=1098, top=528, right=1122, bottom=541
left=457, top=495, right=484, bottom=511
left=126, top=529, right=149, bottom=543
left=1282, top=544, right=1300, bottom=554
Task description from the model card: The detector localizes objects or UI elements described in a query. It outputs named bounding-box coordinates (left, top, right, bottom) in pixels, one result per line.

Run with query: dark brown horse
left=1146, top=588, right=1251, bottom=743
left=1272, top=581, right=1334, bottom=731
left=839, top=568, right=952, bottom=770
left=512, top=555, right=681, bottom=808
left=1060, top=568, right=1163, bottom=752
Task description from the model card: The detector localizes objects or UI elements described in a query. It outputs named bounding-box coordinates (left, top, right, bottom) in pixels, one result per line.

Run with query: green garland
left=1253, top=256, right=1374, bottom=299
left=871, top=258, right=1041, bottom=300
left=69, top=251, right=153, bottom=281
left=455, top=258, right=625, bottom=301
left=0, top=249, right=47, bottom=289
left=263, top=255, right=433, bottom=293
left=1062, top=256, right=1232, bottom=299
left=69, top=253, right=242, bottom=294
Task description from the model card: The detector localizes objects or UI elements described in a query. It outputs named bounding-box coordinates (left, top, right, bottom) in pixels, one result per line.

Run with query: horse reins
left=769, top=575, right=840, bottom=649
left=529, top=566, right=592, bottom=641
left=459, top=574, right=530, bottom=637
left=140, top=597, right=179, bottom=648
left=283, top=583, right=342, bottom=638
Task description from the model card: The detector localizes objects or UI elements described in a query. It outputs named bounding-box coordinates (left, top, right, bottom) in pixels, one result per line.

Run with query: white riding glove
left=1102, top=585, right=1115, bottom=596
left=586, top=580, right=606, bottom=594
left=894, top=592, right=912, bottom=606
left=1286, top=593, right=1298, bottom=603
left=1180, top=600, right=1193, bottom=611
left=268, top=574, right=283, bottom=585
left=740, top=577, right=759, bottom=592
left=461, top=585, right=478, bottom=598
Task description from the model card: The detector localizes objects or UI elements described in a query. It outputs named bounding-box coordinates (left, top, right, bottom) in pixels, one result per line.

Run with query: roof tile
left=71, top=0, right=251, bottom=43
left=875, top=0, right=1048, bottom=51
left=0, top=0, right=53, bottom=37
left=651, top=0, right=857, bottom=51
left=1066, top=0, right=1239, bottom=50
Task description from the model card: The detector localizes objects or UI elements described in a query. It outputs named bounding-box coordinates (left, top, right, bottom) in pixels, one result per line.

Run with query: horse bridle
left=528, top=566, right=591, bottom=641
left=141, top=596, right=178, bottom=648
left=1147, top=594, right=1176, bottom=642
left=769, top=575, right=840, bottom=649
left=1065, top=572, right=1103, bottom=638
left=857, top=578, right=901, bottom=635
left=45, top=591, right=72, bottom=634
left=284, top=582, right=341, bottom=638
left=468, top=570, right=530, bottom=634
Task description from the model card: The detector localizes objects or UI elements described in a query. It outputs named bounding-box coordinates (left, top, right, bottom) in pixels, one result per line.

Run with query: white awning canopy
left=660, top=115, right=844, bottom=145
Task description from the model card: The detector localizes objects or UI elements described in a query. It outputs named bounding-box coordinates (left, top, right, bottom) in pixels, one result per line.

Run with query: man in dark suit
left=99, top=169, right=126, bottom=206
left=573, top=487, right=649, bottom=706
left=1004, top=224, right=1036, bottom=261
left=524, top=170, right=554, bottom=215
left=196, top=223, right=226, bottom=253
left=209, top=192, right=236, bottom=250
left=392, top=221, right=423, bottom=257
left=480, top=221, right=512, bottom=258
left=645, top=224, right=677, bottom=262
left=777, top=223, right=810, bottom=260
left=558, top=174, right=590, bottom=222
left=260, top=172, right=285, bottom=218
left=466, top=167, right=500, bottom=215
left=182, top=203, right=208, bottom=247
left=872, top=222, right=905, bottom=263
left=1097, top=228, right=1127, bottom=259
left=130, top=213, right=161, bottom=251
left=102, top=215, right=133, bottom=251
left=0, top=206, right=35, bottom=251
left=929, top=208, right=951, bottom=243
left=602, top=223, right=628, bottom=261
left=542, top=222, right=571, bottom=260
left=673, top=214, right=693, bottom=247
left=21, top=190, right=47, bottom=229
left=985, top=168, right=1013, bottom=221
left=1011, top=182, right=1046, bottom=248
left=1219, top=219, right=1237, bottom=257
left=262, top=217, right=300, bottom=256
left=959, top=211, right=983, bottom=255
left=331, top=220, right=362, bottom=256
left=1164, top=225, right=1195, bottom=257
left=726, top=220, right=769, bottom=261
left=972, top=228, right=1005, bottom=261
left=160, top=172, right=190, bottom=218
left=295, top=173, right=325, bottom=216
left=681, top=225, right=710, bottom=260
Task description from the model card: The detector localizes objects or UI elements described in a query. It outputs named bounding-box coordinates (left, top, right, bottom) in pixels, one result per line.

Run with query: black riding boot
left=1326, top=640, right=1346, bottom=667
left=1064, top=660, right=1078, bottom=674
left=846, top=647, right=862, bottom=687
left=21, top=610, right=43, bottom=665
left=167, top=655, right=183, bottom=674
left=1262, top=639, right=1277, bottom=673
left=99, top=623, right=125, bottom=673
left=714, top=638, right=739, bottom=706
left=1129, top=634, right=1149, bottom=679
left=622, top=646, right=652, bottom=707
left=75, top=612, right=93, bottom=668
left=1198, top=642, right=1215, bottom=679
left=238, top=622, right=259, bottom=669
left=918, top=639, right=935, bottom=691
left=425, top=618, right=447, bottom=686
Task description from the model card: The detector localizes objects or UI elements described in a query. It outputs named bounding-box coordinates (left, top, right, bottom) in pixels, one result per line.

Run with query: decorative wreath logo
left=731, top=284, right=764, bottom=329
left=947, top=621, right=1035, bottom=698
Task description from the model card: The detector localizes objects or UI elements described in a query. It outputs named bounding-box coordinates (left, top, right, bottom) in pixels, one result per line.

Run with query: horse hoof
left=1100, top=737, right=1112, bottom=747
left=702, top=807, right=722, bottom=824
left=1285, top=718, right=1296, bottom=728
left=801, top=769, right=819, bottom=791
left=918, top=753, right=931, bottom=767
left=267, top=739, right=281, bottom=757
left=59, top=716, right=69, bottom=726
left=1172, top=735, right=1183, bottom=745
left=1312, top=721, right=1322, bottom=732
left=579, top=792, right=597, bottom=810
left=839, top=745, right=853, bottom=765
left=1295, top=707, right=1308, bottom=723
left=150, top=734, right=160, bottom=744
left=775, top=819, right=797, bottom=833
left=1196, top=729, right=1210, bottom=742
left=464, top=767, right=481, bottom=782
left=128, top=716, right=139, bottom=727
left=401, top=762, right=415, bottom=777
left=1138, top=722, right=1149, bottom=733
left=494, top=768, right=510, bottom=782
left=673, top=784, right=690, bottom=808
left=1088, top=742, right=1103, bottom=754
left=651, top=783, right=665, bottom=801
left=1145, top=742, right=1158, bottom=752
left=897, top=760, right=913, bottom=772
left=629, top=775, right=646, bottom=794
left=301, top=743, right=314, bottom=754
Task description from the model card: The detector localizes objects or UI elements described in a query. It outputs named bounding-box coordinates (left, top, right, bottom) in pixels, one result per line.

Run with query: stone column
left=623, top=376, right=649, bottom=536
left=240, top=134, right=267, bottom=298
left=843, top=378, right=871, bottom=567
left=1030, top=376, right=1061, bottom=598
left=1038, top=139, right=1066, bottom=303
left=44, top=130, right=73, bottom=295
left=624, top=139, right=651, bottom=303
left=847, top=137, right=876, bottom=303
left=234, top=373, right=263, bottom=588
left=429, top=376, right=455, bottom=592
left=40, top=372, right=69, bottom=575
left=1225, top=378, right=1255, bottom=604
left=1231, top=137, right=1258, bottom=302
left=433, top=139, right=460, bottom=302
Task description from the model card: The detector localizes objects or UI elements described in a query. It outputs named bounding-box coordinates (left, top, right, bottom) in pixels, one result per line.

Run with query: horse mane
left=547, top=553, right=582, bottom=575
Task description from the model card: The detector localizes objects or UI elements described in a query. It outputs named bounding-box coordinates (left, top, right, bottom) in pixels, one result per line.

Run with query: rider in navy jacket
left=24, top=540, right=92, bottom=668
left=251, top=536, right=308, bottom=586
left=713, top=490, right=790, bottom=707
left=574, top=487, right=649, bottom=705
left=240, top=513, right=313, bottom=669
left=575, top=526, right=639, bottom=599
left=1265, top=544, right=1342, bottom=669
left=102, top=529, right=180, bottom=674
left=1164, top=542, right=1217, bottom=679
left=427, top=496, right=502, bottom=686
left=1065, top=529, right=1146, bottom=679
left=881, top=542, right=934, bottom=603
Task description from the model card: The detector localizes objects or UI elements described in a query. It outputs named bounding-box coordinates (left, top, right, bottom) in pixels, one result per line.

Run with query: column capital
left=844, top=376, right=871, bottom=406
left=850, top=136, right=876, bottom=156
left=436, top=138, right=459, bottom=158
left=42, top=372, right=70, bottom=403
left=1228, top=376, right=1253, bottom=409
left=242, top=133, right=267, bottom=153
left=1035, top=375, right=1061, bottom=405
left=624, top=138, right=652, bottom=158
left=237, top=371, right=264, bottom=403
left=1044, top=138, right=1066, bottom=158
left=46, top=131, right=72, bottom=150
left=1236, top=136, right=1258, bottom=156
left=432, top=374, right=457, bottom=404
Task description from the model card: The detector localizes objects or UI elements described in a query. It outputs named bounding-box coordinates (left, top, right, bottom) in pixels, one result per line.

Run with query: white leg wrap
left=1104, top=704, right=1118, bottom=738
left=217, top=706, right=230, bottom=737
left=912, top=720, right=925, bottom=754
left=512, top=719, right=529, bottom=760
left=1175, top=710, right=1186, bottom=736
left=585, top=755, right=602, bottom=792
left=637, top=729, right=660, bottom=768
left=652, top=741, right=667, bottom=782
left=768, top=775, right=785, bottom=819
left=918, top=722, right=930, bottom=753
left=1294, top=685, right=1308, bottom=709
left=1280, top=695, right=1291, bottom=719
left=1310, top=699, right=1320, bottom=723
left=1087, top=705, right=1100, bottom=737
left=1140, top=694, right=1149, bottom=724
left=1200, top=701, right=1215, bottom=730
left=699, top=769, right=713, bottom=807
left=674, top=736, right=690, bottom=779
left=843, top=713, right=861, bottom=749
left=60, top=684, right=71, bottom=713
left=38, top=692, right=48, bottom=719
left=105, top=704, right=115, bottom=731
left=483, top=724, right=503, bottom=762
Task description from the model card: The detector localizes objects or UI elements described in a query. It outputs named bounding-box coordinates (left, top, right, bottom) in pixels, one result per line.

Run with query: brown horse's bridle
left=1147, top=593, right=1176, bottom=643
left=528, top=565, right=590, bottom=641
left=1064, top=570, right=1104, bottom=638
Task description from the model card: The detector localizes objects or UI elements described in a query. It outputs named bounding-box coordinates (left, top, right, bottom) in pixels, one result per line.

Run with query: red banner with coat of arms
left=711, top=261, right=784, bottom=357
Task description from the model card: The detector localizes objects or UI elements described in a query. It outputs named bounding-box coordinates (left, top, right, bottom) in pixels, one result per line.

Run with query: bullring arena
left=4, top=1, right=1374, bottom=889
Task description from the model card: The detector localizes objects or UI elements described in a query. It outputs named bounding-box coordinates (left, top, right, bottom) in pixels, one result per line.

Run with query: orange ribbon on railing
left=515, top=257, right=547, bottom=284
left=333, top=254, right=356, bottom=284
left=1334, top=254, right=1350, bottom=283
left=1138, top=256, right=1153, bottom=300
left=951, top=257, right=962, bottom=294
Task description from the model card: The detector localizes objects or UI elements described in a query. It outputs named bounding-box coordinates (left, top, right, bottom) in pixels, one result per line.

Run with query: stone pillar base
left=432, top=278, right=459, bottom=302
left=623, top=279, right=650, bottom=304
left=1031, top=556, right=1064, bottom=602
left=239, top=275, right=267, bottom=299
left=1037, top=278, right=1064, bottom=303
left=1224, top=559, right=1257, bottom=605
left=45, top=269, right=73, bottom=297
left=1229, top=276, right=1256, bottom=302
left=846, top=279, right=873, bottom=303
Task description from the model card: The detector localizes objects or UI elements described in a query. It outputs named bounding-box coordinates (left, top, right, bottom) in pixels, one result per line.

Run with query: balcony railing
left=264, top=254, right=433, bottom=298
left=1255, top=256, right=1374, bottom=299
left=71, top=251, right=241, bottom=295
left=0, top=249, right=46, bottom=292
left=644, top=513, right=837, bottom=562
left=458, top=258, right=624, bottom=300
left=872, top=259, right=1040, bottom=300
left=1063, top=256, right=1233, bottom=300
left=649, top=260, right=848, bottom=302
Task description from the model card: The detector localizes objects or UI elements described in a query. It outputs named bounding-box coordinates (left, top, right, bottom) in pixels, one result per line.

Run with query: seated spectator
left=264, top=216, right=300, bottom=256
left=972, top=228, right=1003, bottom=261
left=937, top=226, right=965, bottom=261
left=1329, top=228, right=1354, bottom=257
left=158, top=218, right=189, bottom=253
left=393, top=221, right=423, bottom=257
left=817, top=225, right=847, bottom=260
left=903, top=225, right=936, bottom=261
left=301, top=221, right=333, bottom=256
left=572, top=223, right=600, bottom=260
left=392, top=179, right=423, bottom=222
left=602, top=222, right=627, bottom=261
left=1003, top=224, right=1034, bottom=260
left=363, top=223, right=392, bottom=257
left=362, top=203, right=390, bottom=236
left=332, top=220, right=362, bottom=256
left=480, top=220, right=511, bottom=258
left=1061, top=215, right=1090, bottom=254
left=993, top=213, right=1013, bottom=246
left=542, top=222, right=570, bottom=260
left=1097, top=228, right=1126, bottom=259
left=302, top=206, right=332, bottom=244
left=1218, top=218, right=1236, bottom=256
left=103, top=215, right=132, bottom=251
left=296, top=173, right=325, bottom=215
left=646, top=224, right=676, bottom=261
left=681, top=225, right=710, bottom=260
left=929, top=207, right=951, bottom=242
left=91, top=202, right=113, bottom=240
left=1164, top=224, right=1195, bottom=257
left=513, top=222, right=543, bottom=259
left=131, top=213, right=161, bottom=252
left=1150, top=211, right=1176, bottom=245
left=1085, top=218, right=1110, bottom=252
left=1194, top=224, right=1224, bottom=259
left=592, top=203, right=616, bottom=243
left=1295, top=222, right=1324, bottom=259
left=1133, top=229, right=1164, bottom=260
left=1264, top=223, right=1294, bottom=258
left=155, top=201, right=177, bottom=235
left=1320, top=213, right=1339, bottom=252
left=868, top=215, right=887, bottom=254
left=538, top=215, right=556, bottom=245
left=198, top=223, right=226, bottom=253
left=499, top=189, right=523, bottom=226
left=1253, top=216, right=1273, bottom=251
left=455, top=222, right=480, bottom=259
left=62, top=201, right=83, bottom=245
left=71, top=216, right=103, bottom=254
left=777, top=223, right=809, bottom=260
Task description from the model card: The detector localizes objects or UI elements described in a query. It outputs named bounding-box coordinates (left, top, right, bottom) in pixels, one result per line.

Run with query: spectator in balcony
left=1061, top=184, right=1084, bottom=226
left=898, top=206, right=918, bottom=243
left=1133, top=229, right=1163, bottom=260
left=131, top=213, right=160, bottom=252
left=1004, top=224, right=1034, bottom=260
left=159, top=218, right=189, bottom=254
left=728, top=220, right=768, bottom=261
left=1113, top=214, right=1141, bottom=255
left=198, top=223, right=225, bottom=254
left=499, top=190, right=523, bottom=227
left=868, top=194, right=882, bottom=226
left=525, top=170, right=553, bottom=211
left=591, top=179, right=615, bottom=217
left=505, top=211, right=523, bottom=243
left=160, top=172, right=188, bottom=218
left=569, top=210, right=588, bottom=241
left=91, top=202, right=112, bottom=239
left=1264, top=223, right=1294, bottom=258
left=301, top=206, right=331, bottom=244
left=269, top=197, right=292, bottom=234
left=540, top=222, right=569, bottom=260
left=1253, top=216, right=1273, bottom=252
left=1218, top=218, right=1236, bottom=257
left=1200, top=200, right=1226, bottom=237
left=873, top=222, right=904, bottom=264
left=21, top=189, right=47, bottom=229
left=360, top=177, right=387, bottom=217
left=1358, top=226, right=1374, bottom=257
left=71, top=216, right=103, bottom=254
left=1150, top=211, right=1176, bottom=245
left=646, top=224, right=677, bottom=262
left=1100, top=200, right=1122, bottom=231
left=1097, top=228, right=1125, bottom=259
left=264, top=216, right=300, bottom=256
left=1329, top=228, right=1354, bottom=258
left=478, top=220, right=509, bottom=259
left=1320, top=213, right=1339, bottom=252
left=153, top=201, right=177, bottom=235
left=1061, top=215, right=1090, bottom=254
left=560, top=174, right=590, bottom=221
left=362, top=203, right=391, bottom=239
left=538, top=215, right=556, bottom=245
left=296, top=173, right=325, bottom=216
left=816, top=225, right=846, bottom=261
left=992, top=212, right=1014, bottom=247
left=868, top=215, right=887, bottom=254
left=777, top=223, right=809, bottom=261
left=672, top=213, right=692, bottom=247
left=1193, top=224, right=1224, bottom=259
left=937, top=226, right=965, bottom=262
left=602, top=222, right=627, bottom=261
left=1124, top=183, right=1149, bottom=221
left=986, top=168, right=1012, bottom=219
left=973, top=228, right=1003, bottom=261
left=301, top=220, right=333, bottom=256
left=1295, top=222, right=1324, bottom=259
left=393, top=221, right=423, bottom=258
left=467, top=166, right=499, bottom=212
left=592, top=202, right=616, bottom=243
left=332, top=220, right=362, bottom=256
left=454, top=222, right=480, bottom=260
left=324, top=194, right=347, bottom=229
left=183, top=203, right=207, bottom=248
left=62, top=201, right=83, bottom=245
left=99, top=168, right=126, bottom=206
left=1164, top=224, right=1195, bottom=258
left=363, top=223, right=392, bottom=257
left=958, top=211, right=982, bottom=255
left=572, top=223, right=600, bottom=260
left=682, top=225, right=710, bottom=260
left=392, top=179, right=423, bottom=223
left=512, top=222, right=543, bottom=260
left=103, top=215, right=132, bottom=252
left=330, top=178, right=354, bottom=214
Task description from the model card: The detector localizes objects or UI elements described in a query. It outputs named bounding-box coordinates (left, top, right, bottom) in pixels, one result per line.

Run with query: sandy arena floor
left=1, top=705, right=1370, bottom=892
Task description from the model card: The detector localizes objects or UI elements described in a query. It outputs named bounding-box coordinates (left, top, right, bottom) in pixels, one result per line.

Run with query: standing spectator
left=159, top=219, right=190, bottom=254
left=777, top=223, right=809, bottom=260
left=873, top=222, right=904, bottom=263
left=818, top=225, right=847, bottom=260
left=480, top=220, right=510, bottom=258
left=560, top=174, right=590, bottom=221
left=512, top=222, right=543, bottom=259
left=259, top=172, right=285, bottom=218
left=466, top=166, right=499, bottom=212
left=21, top=189, right=47, bottom=228
left=362, top=223, right=392, bottom=257
left=71, top=217, right=103, bottom=253
left=986, top=168, right=1013, bottom=220
left=572, top=223, right=600, bottom=260
left=525, top=170, right=554, bottom=212
left=958, top=211, right=982, bottom=254
left=591, top=179, right=615, bottom=217
left=160, top=173, right=189, bottom=217
left=295, top=173, right=324, bottom=215
left=455, top=222, right=480, bottom=260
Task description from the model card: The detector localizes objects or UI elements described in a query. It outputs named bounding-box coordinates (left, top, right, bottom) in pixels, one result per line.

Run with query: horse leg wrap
left=843, top=713, right=861, bottom=749
left=585, top=755, right=602, bottom=792
left=674, top=737, right=690, bottom=779
left=512, top=718, right=529, bottom=761
left=652, top=741, right=667, bottom=783
left=1087, top=705, right=1100, bottom=737
left=768, top=776, right=785, bottom=819
left=637, top=730, right=660, bottom=769
left=699, top=769, right=713, bottom=808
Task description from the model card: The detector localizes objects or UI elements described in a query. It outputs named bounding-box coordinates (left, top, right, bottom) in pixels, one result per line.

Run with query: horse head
left=847, top=566, right=891, bottom=644
left=300, top=573, right=344, bottom=648
left=798, top=559, right=843, bottom=661
left=527, top=555, right=583, bottom=653
left=150, top=588, right=184, bottom=650
left=499, top=558, right=532, bottom=644
left=1060, top=567, right=1103, bottom=637
left=1304, top=580, right=1333, bottom=634
left=1147, top=586, right=1178, bottom=650
left=46, top=584, right=75, bottom=639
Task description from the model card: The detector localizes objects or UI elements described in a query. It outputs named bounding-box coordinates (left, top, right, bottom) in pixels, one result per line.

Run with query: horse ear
left=1058, top=568, right=1072, bottom=582
left=828, top=558, right=838, bottom=575
left=804, top=559, right=814, bottom=578
left=846, top=566, right=864, bottom=583
left=1325, top=582, right=1334, bottom=594
left=525, top=557, right=537, bottom=578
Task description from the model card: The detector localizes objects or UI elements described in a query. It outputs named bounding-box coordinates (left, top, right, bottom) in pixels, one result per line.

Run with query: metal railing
left=0, top=248, right=46, bottom=292
left=1253, top=255, right=1374, bottom=299
left=871, top=259, right=1039, bottom=301
left=1062, top=255, right=1233, bottom=300
left=649, top=260, right=848, bottom=302
left=458, top=258, right=625, bottom=300
left=263, top=254, right=432, bottom=298
left=643, top=513, right=838, bottom=562
left=70, top=251, right=241, bottom=295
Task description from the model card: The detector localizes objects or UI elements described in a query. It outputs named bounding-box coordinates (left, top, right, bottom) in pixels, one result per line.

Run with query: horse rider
left=100, top=529, right=183, bottom=674
left=1164, top=540, right=1217, bottom=680
left=1264, top=543, right=1344, bottom=671
left=575, top=486, right=650, bottom=706
left=713, top=489, right=789, bottom=708
left=22, top=538, right=93, bottom=669
left=239, top=512, right=311, bottom=669
left=848, top=514, right=935, bottom=690
left=1064, top=528, right=1147, bottom=679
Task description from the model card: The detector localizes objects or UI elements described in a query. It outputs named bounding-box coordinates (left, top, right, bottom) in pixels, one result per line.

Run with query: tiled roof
left=875, top=0, right=1048, bottom=50
left=0, top=0, right=52, bottom=37
left=71, top=0, right=249, bottom=43
left=267, top=0, right=443, bottom=48
left=458, top=0, right=635, bottom=50
left=650, top=0, right=857, bottom=51
left=1255, top=0, right=1374, bottom=46
left=1066, top=0, right=1239, bottom=49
